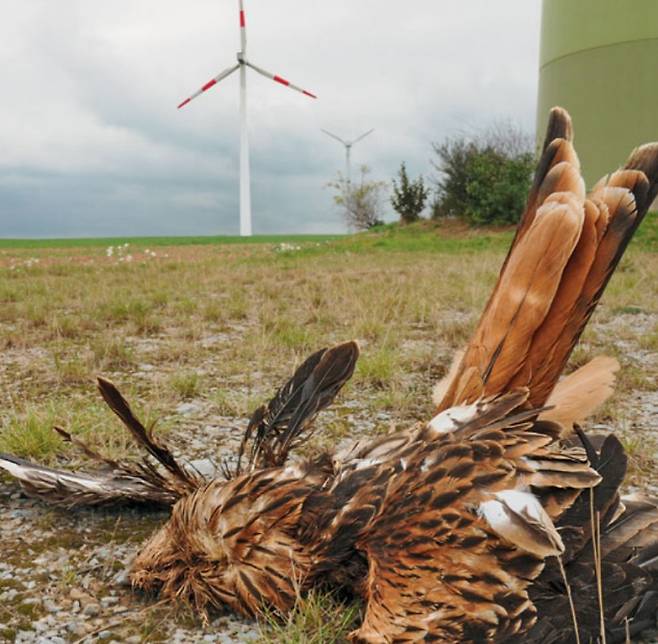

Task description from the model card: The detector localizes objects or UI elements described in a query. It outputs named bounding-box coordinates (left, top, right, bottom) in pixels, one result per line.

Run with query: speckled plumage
left=3, top=108, right=658, bottom=643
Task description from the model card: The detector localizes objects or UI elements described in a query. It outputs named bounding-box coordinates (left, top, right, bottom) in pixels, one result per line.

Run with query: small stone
left=22, top=596, right=41, bottom=606
left=82, top=602, right=101, bottom=617
left=97, top=631, right=112, bottom=640
left=219, top=636, right=239, bottom=644
left=95, top=546, right=112, bottom=560
left=70, top=588, right=96, bottom=608
left=176, top=401, right=202, bottom=415
left=172, top=629, right=187, bottom=643
left=100, top=596, right=119, bottom=608
left=124, top=637, right=141, bottom=644
left=42, top=598, right=59, bottom=613
left=69, top=588, right=86, bottom=601
left=113, top=568, right=131, bottom=587
left=66, top=622, right=87, bottom=637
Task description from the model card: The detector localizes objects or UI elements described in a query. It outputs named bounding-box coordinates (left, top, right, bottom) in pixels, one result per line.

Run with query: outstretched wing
left=0, top=379, right=201, bottom=508
left=524, top=436, right=658, bottom=643
left=0, top=451, right=178, bottom=508
left=435, top=108, right=658, bottom=414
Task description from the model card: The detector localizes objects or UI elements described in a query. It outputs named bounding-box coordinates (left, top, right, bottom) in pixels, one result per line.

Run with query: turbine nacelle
left=321, top=128, right=374, bottom=184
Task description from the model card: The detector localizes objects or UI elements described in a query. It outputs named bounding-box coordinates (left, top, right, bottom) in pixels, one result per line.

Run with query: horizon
left=0, top=1, right=541, bottom=237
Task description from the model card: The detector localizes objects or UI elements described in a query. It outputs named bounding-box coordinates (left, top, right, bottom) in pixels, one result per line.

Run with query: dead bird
left=3, top=107, right=658, bottom=642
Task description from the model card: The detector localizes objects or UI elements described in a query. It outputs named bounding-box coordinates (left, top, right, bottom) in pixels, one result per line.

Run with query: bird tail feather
left=435, top=107, right=658, bottom=415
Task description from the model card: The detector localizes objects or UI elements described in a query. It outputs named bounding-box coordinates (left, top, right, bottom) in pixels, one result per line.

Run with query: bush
left=431, top=122, right=534, bottom=226
left=391, top=162, right=429, bottom=224
left=328, top=165, right=387, bottom=230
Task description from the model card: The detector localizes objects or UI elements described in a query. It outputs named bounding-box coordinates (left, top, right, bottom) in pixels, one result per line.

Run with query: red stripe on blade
left=202, top=79, right=217, bottom=91
left=303, top=90, right=317, bottom=99
left=177, top=97, right=191, bottom=109
left=240, top=10, right=245, bottom=27
left=273, top=75, right=289, bottom=86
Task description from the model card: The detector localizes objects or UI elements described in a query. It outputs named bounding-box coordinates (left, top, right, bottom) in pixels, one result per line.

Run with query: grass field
left=0, top=217, right=657, bottom=641
left=0, top=234, right=342, bottom=250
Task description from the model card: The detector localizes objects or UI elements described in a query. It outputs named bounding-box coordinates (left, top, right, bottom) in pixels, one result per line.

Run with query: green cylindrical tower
left=537, top=0, right=658, bottom=187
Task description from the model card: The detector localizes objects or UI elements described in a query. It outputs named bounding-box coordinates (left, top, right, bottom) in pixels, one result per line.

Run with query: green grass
left=258, top=591, right=360, bottom=644
left=0, top=234, right=342, bottom=249
left=170, top=371, right=203, bottom=399
left=633, top=211, right=658, bottom=250
left=0, top=213, right=656, bottom=252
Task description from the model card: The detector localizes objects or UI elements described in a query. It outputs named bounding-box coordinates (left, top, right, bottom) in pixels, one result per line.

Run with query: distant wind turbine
left=177, top=0, right=318, bottom=237
left=321, top=129, right=374, bottom=184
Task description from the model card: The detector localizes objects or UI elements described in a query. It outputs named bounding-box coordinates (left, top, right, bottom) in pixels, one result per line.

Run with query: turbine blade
left=352, top=128, right=374, bottom=145
left=239, top=0, right=247, bottom=53
left=246, top=61, right=317, bottom=99
left=321, top=129, right=348, bottom=145
left=177, top=63, right=240, bottom=109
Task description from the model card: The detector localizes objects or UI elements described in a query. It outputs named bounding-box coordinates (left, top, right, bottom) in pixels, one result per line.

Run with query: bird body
left=2, top=107, right=658, bottom=642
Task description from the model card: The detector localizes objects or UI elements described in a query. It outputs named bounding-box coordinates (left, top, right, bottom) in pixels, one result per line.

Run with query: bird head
left=130, top=465, right=324, bottom=619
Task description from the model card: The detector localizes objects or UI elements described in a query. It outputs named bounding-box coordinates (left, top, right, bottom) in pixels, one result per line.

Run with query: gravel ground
left=0, top=487, right=259, bottom=643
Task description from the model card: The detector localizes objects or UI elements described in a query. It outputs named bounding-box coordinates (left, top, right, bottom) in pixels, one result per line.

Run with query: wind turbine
left=177, top=0, right=317, bottom=237
left=321, top=129, right=374, bottom=184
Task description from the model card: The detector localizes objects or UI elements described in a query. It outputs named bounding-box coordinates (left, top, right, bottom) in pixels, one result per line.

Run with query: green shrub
left=431, top=122, right=534, bottom=226
left=391, top=162, right=429, bottom=224
left=464, top=149, right=534, bottom=225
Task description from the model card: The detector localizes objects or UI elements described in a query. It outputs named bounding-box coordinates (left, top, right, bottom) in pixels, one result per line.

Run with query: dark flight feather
left=235, top=340, right=359, bottom=475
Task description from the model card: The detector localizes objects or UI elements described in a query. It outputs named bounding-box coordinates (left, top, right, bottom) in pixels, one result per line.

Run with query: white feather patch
left=0, top=458, right=106, bottom=493
left=427, top=402, right=478, bottom=434
left=479, top=489, right=565, bottom=557
left=0, top=458, right=31, bottom=480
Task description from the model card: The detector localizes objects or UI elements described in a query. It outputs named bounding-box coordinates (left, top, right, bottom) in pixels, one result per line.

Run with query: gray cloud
left=0, top=0, right=541, bottom=237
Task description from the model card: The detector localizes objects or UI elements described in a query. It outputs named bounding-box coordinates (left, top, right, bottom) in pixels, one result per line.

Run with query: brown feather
left=437, top=130, right=658, bottom=414
left=236, top=340, right=359, bottom=475
left=540, top=356, right=619, bottom=430
left=480, top=195, right=584, bottom=395
left=97, top=377, right=201, bottom=494
left=511, top=199, right=600, bottom=395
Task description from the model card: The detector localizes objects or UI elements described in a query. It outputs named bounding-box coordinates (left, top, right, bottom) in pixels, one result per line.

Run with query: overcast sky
left=0, top=1, right=541, bottom=237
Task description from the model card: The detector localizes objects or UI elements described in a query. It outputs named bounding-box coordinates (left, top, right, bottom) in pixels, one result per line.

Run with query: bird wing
left=522, top=437, right=658, bottom=643
left=235, top=340, right=359, bottom=475
left=320, top=392, right=600, bottom=642
left=0, top=451, right=178, bottom=508
left=0, top=379, right=201, bottom=508
left=435, top=107, right=658, bottom=414
left=0, top=343, right=357, bottom=508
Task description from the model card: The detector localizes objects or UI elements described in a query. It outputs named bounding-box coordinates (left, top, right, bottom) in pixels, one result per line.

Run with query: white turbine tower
left=321, top=129, right=374, bottom=184
left=178, top=0, right=317, bottom=237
